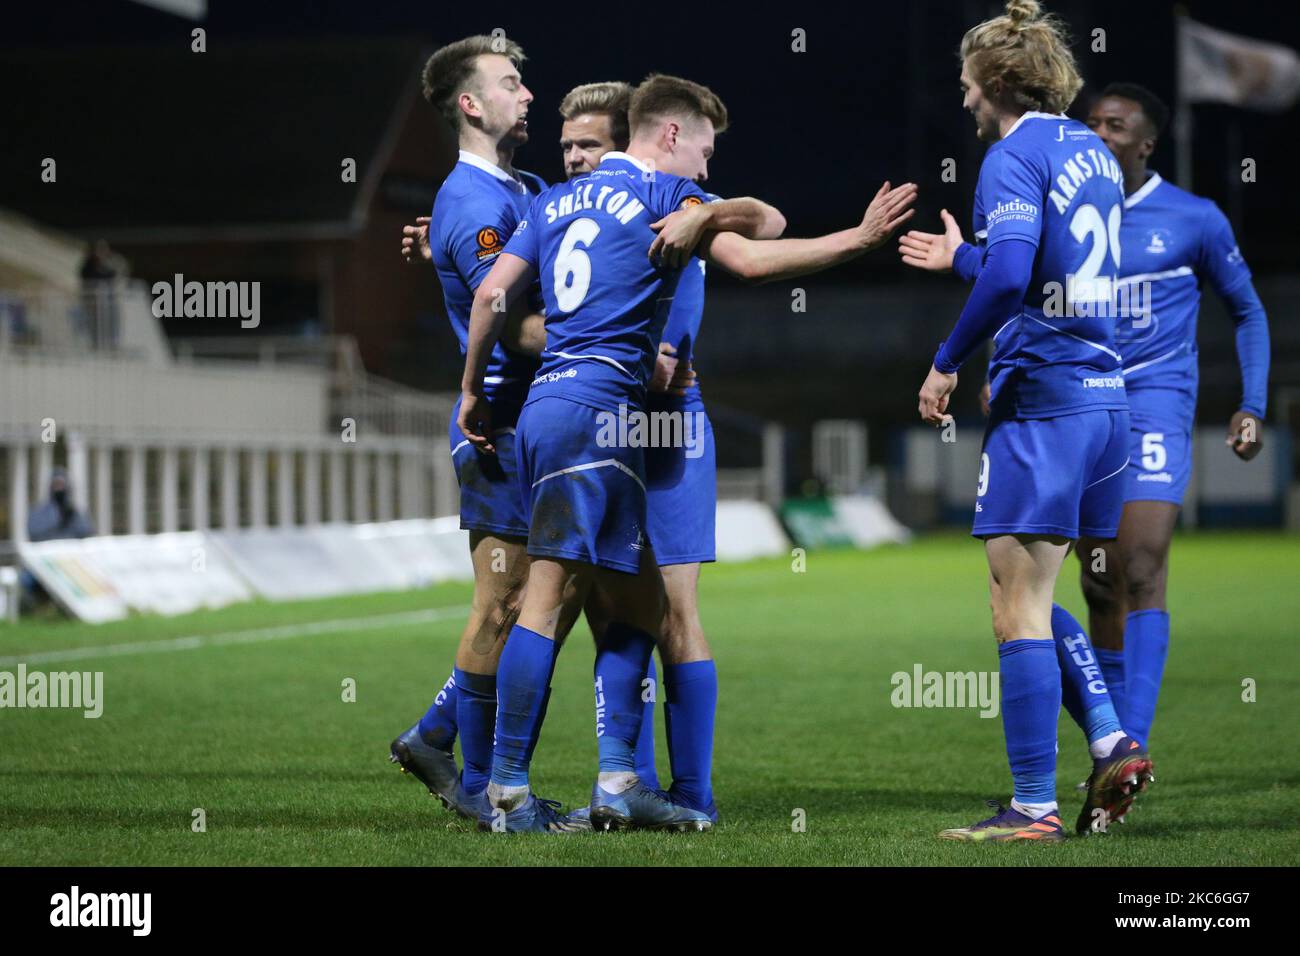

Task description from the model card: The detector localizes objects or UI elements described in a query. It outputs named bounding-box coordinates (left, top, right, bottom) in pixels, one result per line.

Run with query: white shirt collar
left=457, top=150, right=526, bottom=193
left=598, top=150, right=652, bottom=174
left=1003, top=110, right=1068, bottom=140
left=1125, top=171, right=1163, bottom=209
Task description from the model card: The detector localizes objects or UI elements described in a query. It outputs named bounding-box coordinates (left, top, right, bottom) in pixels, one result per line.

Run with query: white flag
left=1178, top=18, right=1300, bottom=112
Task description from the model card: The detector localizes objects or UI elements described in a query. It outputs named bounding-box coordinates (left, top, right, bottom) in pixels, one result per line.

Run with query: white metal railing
left=0, top=351, right=329, bottom=440
left=0, top=280, right=168, bottom=363
left=2, top=427, right=458, bottom=556
left=174, top=334, right=453, bottom=440
left=813, top=420, right=868, bottom=496
left=173, top=334, right=354, bottom=368
left=0, top=285, right=452, bottom=443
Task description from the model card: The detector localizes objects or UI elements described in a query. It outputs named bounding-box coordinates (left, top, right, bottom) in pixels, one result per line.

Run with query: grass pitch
left=1, top=532, right=1296, bottom=866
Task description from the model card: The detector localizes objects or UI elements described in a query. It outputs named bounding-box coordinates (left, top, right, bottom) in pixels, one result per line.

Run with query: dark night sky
left=4, top=0, right=1296, bottom=436
left=5, top=0, right=1299, bottom=268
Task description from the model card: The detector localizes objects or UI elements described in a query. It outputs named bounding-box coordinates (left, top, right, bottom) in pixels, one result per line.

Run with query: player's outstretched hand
left=401, top=216, right=432, bottom=263
left=1226, top=409, right=1263, bottom=461
left=458, top=391, right=495, bottom=455
left=858, top=181, right=918, bottom=250
left=650, top=343, right=697, bottom=395
left=648, top=204, right=712, bottom=269
left=918, top=364, right=957, bottom=427
left=899, top=208, right=965, bottom=272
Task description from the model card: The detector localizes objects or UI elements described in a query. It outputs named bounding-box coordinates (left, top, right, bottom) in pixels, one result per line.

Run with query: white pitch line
left=0, top=605, right=472, bottom=667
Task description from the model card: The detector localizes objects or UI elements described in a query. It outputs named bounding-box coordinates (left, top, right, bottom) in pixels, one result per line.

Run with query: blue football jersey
left=973, top=113, right=1127, bottom=417
left=430, top=150, right=546, bottom=403
left=502, top=151, right=709, bottom=410
left=1113, top=171, right=1254, bottom=395
left=660, top=192, right=723, bottom=370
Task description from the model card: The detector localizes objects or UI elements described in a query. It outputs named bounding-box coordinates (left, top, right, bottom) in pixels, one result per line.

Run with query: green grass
left=1, top=532, right=1297, bottom=866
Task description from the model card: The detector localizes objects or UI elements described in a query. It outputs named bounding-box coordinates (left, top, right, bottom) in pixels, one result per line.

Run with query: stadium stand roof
left=0, top=37, right=427, bottom=242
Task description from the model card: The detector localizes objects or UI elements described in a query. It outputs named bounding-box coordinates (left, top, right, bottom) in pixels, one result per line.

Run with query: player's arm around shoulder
left=648, top=196, right=776, bottom=268
left=504, top=306, right=546, bottom=357
left=400, top=216, right=432, bottom=263
left=703, top=196, right=787, bottom=239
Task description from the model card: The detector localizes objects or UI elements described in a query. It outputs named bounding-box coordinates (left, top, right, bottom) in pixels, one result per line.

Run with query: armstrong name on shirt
left=1046, top=147, right=1124, bottom=215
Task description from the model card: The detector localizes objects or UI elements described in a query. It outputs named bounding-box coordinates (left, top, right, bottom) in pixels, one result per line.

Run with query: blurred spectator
left=28, top=467, right=95, bottom=541
left=79, top=239, right=123, bottom=283
left=0, top=291, right=30, bottom=347
left=22, top=467, right=95, bottom=610
left=79, top=239, right=126, bottom=349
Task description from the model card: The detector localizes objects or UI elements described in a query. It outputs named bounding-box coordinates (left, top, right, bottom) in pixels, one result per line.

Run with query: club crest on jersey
left=1144, top=229, right=1171, bottom=254
left=475, top=226, right=503, bottom=259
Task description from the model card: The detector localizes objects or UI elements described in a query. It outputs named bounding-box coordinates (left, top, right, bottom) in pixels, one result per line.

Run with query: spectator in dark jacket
left=22, top=467, right=95, bottom=610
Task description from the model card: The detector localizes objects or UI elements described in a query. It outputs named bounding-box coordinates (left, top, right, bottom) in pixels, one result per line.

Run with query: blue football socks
left=1094, top=647, right=1128, bottom=730
left=417, top=670, right=458, bottom=752
left=453, top=667, right=496, bottom=795
left=1051, top=604, right=1123, bottom=754
left=490, top=625, right=559, bottom=789
left=1124, top=609, right=1170, bottom=748
left=634, top=655, right=660, bottom=790
left=663, top=659, right=718, bottom=813
left=594, top=623, right=656, bottom=774
left=998, top=639, right=1061, bottom=808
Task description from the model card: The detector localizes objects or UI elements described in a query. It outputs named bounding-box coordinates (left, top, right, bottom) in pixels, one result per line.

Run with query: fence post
left=762, top=423, right=785, bottom=507
left=128, top=444, right=147, bottom=535
left=36, top=440, right=54, bottom=503
left=276, top=447, right=295, bottom=527
left=9, top=442, right=29, bottom=545
left=161, top=445, right=179, bottom=533
left=328, top=448, right=346, bottom=523
left=249, top=447, right=267, bottom=528
left=191, top=446, right=209, bottom=530
left=302, top=446, right=321, bottom=526
left=222, top=446, right=240, bottom=531
left=67, top=431, right=89, bottom=514
left=94, top=443, right=113, bottom=535
left=375, top=449, right=394, bottom=522
left=351, top=449, right=370, bottom=522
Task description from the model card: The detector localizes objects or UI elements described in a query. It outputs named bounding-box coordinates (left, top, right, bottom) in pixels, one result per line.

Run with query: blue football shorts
left=972, top=407, right=1130, bottom=540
